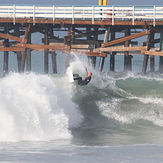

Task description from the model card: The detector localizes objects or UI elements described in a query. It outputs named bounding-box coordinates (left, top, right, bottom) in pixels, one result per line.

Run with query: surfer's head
left=88, top=72, right=92, bottom=77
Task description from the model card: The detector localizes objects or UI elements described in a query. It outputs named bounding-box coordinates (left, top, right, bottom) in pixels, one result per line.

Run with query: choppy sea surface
left=0, top=52, right=163, bottom=162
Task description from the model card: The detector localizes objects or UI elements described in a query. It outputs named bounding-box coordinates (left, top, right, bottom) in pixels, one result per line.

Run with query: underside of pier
left=0, top=18, right=163, bottom=76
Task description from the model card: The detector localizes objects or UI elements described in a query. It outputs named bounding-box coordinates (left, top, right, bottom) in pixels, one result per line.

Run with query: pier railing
left=0, top=5, right=163, bottom=26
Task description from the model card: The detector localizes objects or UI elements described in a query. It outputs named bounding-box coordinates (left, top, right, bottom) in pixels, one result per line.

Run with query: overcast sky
left=1, top=0, right=163, bottom=6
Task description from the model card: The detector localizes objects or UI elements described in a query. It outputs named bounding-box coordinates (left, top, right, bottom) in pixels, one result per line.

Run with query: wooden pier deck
left=0, top=5, right=163, bottom=75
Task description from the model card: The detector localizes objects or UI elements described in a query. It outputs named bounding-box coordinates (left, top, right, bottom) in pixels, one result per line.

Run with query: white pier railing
left=0, top=5, right=163, bottom=26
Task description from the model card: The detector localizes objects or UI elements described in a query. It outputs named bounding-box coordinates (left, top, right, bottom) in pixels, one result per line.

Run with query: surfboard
left=66, top=67, right=74, bottom=82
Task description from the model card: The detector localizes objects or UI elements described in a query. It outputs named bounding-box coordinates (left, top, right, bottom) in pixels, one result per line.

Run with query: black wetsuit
left=73, top=74, right=91, bottom=86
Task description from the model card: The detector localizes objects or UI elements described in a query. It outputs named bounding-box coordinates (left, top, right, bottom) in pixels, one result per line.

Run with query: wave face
left=96, top=74, right=163, bottom=126
left=67, top=57, right=163, bottom=128
left=64, top=56, right=163, bottom=145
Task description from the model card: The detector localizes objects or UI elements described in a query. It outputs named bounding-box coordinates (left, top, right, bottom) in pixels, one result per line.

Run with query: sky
left=0, top=0, right=162, bottom=6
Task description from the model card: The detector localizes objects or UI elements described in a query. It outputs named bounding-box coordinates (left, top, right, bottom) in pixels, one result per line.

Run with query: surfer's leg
left=73, top=74, right=80, bottom=80
left=73, top=75, right=83, bottom=85
left=73, top=73, right=79, bottom=77
left=77, top=77, right=82, bottom=85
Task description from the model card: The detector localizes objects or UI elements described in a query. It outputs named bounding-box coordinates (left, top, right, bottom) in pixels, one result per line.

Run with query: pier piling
left=99, top=27, right=110, bottom=71
left=16, top=52, right=21, bottom=72
left=159, top=33, right=163, bottom=73
left=110, top=28, right=115, bottom=72
left=20, top=25, right=30, bottom=73
left=3, top=40, right=9, bottom=77
left=124, top=28, right=131, bottom=72
left=142, top=31, right=153, bottom=75
left=51, top=51, right=57, bottom=74
left=149, top=32, right=155, bottom=72
left=26, top=31, right=31, bottom=72
left=44, top=26, right=49, bottom=74
left=3, top=26, right=9, bottom=77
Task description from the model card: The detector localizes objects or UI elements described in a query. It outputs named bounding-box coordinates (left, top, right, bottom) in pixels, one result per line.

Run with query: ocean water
left=0, top=52, right=163, bottom=163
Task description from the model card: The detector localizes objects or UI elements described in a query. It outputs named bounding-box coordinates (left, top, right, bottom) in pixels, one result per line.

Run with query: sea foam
left=0, top=72, right=83, bottom=142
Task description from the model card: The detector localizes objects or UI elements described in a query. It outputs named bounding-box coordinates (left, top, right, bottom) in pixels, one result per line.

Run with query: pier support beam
left=20, top=25, right=30, bottom=73
left=17, top=52, right=21, bottom=72
left=26, top=31, right=31, bottom=72
left=142, top=55, right=149, bottom=75
left=51, top=51, right=57, bottom=74
left=150, top=55, right=155, bottom=72
left=14, top=27, right=21, bottom=72
left=49, top=26, right=57, bottom=74
left=159, top=33, right=163, bottom=73
left=142, top=32, right=152, bottom=75
left=20, top=51, right=26, bottom=73
left=26, top=49, right=31, bottom=72
left=99, top=27, right=110, bottom=72
left=44, top=26, right=49, bottom=74
left=91, top=27, right=99, bottom=68
left=3, top=39, right=9, bottom=76
left=87, top=27, right=96, bottom=68
left=124, top=28, right=131, bottom=72
left=65, top=26, right=73, bottom=69
left=150, top=32, right=155, bottom=72
left=110, top=28, right=115, bottom=71
left=89, top=44, right=96, bottom=67
left=128, top=55, right=133, bottom=71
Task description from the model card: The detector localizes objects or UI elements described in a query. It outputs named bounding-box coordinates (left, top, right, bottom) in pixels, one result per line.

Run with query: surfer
left=73, top=67, right=92, bottom=86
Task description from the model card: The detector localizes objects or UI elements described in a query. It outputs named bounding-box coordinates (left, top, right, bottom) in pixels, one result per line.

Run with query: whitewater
left=0, top=55, right=163, bottom=162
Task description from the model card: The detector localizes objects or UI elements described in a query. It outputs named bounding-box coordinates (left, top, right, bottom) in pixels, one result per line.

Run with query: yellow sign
left=98, top=0, right=108, bottom=6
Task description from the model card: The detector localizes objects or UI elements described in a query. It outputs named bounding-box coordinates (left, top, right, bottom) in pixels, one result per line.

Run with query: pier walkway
left=0, top=5, right=163, bottom=26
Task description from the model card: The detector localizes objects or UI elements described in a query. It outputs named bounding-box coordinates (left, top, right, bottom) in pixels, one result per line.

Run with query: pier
left=0, top=5, right=163, bottom=75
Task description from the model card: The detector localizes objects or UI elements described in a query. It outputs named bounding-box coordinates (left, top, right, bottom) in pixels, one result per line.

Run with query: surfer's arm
left=84, top=67, right=88, bottom=75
